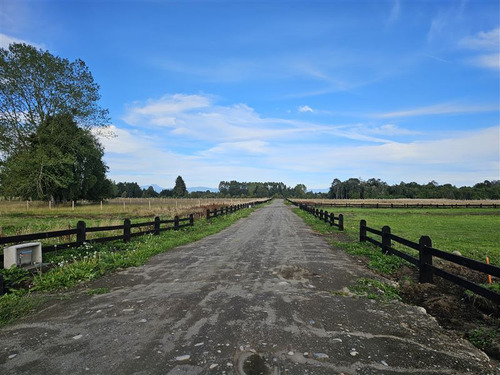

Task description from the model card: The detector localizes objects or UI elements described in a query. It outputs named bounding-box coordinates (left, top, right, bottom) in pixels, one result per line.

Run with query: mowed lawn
left=319, top=207, right=500, bottom=266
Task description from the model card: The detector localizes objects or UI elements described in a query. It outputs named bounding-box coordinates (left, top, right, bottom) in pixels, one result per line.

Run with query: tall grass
left=0, top=198, right=265, bottom=237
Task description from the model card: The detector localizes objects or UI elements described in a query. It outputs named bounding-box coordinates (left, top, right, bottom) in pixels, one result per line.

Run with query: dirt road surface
left=0, top=200, right=496, bottom=374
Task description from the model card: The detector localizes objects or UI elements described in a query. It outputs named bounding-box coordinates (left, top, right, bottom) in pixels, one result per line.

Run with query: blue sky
left=2, top=0, right=499, bottom=190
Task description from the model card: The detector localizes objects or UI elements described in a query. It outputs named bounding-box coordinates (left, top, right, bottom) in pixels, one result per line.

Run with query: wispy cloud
left=107, top=93, right=499, bottom=188
left=298, top=105, right=314, bottom=113
left=459, top=28, right=500, bottom=70
left=0, top=33, right=43, bottom=49
left=460, top=28, right=500, bottom=50
left=123, top=93, right=338, bottom=143
left=387, top=0, right=400, bottom=26
left=374, top=102, right=499, bottom=119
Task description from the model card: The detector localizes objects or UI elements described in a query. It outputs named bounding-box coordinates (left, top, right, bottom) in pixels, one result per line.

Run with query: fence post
left=124, top=219, right=131, bottom=243
left=154, top=216, right=160, bottom=235
left=382, top=226, right=391, bottom=254
left=174, top=215, right=180, bottom=230
left=323, top=210, right=329, bottom=223
left=360, top=220, right=367, bottom=242
left=77, top=220, right=86, bottom=246
left=206, top=209, right=210, bottom=220
left=419, top=236, right=433, bottom=283
left=189, top=214, right=194, bottom=226
left=338, top=214, right=344, bottom=231
left=329, top=212, right=334, bottom=226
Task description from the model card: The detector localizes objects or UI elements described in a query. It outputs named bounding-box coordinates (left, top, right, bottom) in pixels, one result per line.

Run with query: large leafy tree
left=173, top=176, right=187, bottom=197
left=0, top=113, right=112, bottom=201
left=0, top=43, right=109, bottom=160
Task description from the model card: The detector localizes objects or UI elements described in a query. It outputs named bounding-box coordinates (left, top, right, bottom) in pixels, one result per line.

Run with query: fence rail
left=294, top=201, right=499, bottom=209
left=359, top=220, right=500, bottom=303
left=206, top=199, right=272, bottom=219
left=0, top=214, right=195, bottom=256
left=288, top=199, right=344, bottom=230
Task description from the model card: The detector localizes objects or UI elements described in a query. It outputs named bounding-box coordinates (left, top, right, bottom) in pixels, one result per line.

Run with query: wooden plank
left=130, top=222, right=155, bottom=228
left=159, top=219, right=176, bottom=224
left=86, top=224, right=123, bottom=232
left=390, top=233, right=420, bottom=250
left=365, top=227, right=382, bottom=236
left=366, top=237, right=382, bottom=247
left=428, top=246, right=500, bottom=278
left=0, top=229, right=78, bottom=245
left=388, top=247, right=420, bottom=266
left=432, top=266, right=500, bottom=303
left=90, top=235, right=125, bottom=243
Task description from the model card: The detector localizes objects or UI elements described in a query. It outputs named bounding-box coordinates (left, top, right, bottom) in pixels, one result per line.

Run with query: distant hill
left=140, top=184, right=164, bottom=193
left=187, top=186, right=218, bottom=193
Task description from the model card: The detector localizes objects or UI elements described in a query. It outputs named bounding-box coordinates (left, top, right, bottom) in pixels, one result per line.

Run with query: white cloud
left=375, top=102, right=499, bottom=118
left=459, top=28, right=500, bottom=70
left=0, top=33, right=43, bottom=49
left=264, top=126, right=499, bottom=185
left=111, top=93, right=499, bottom=187
left=298, top=105, right=314, bottom=113
left=202, top=140, right=269, bottom=156
left=469, top=53, right=500, bottom=70
left=363, top=124, right=420, bottom=136
left=460, top=28, right=500, bottom=50
left=123, top=93, right=322, bottom=143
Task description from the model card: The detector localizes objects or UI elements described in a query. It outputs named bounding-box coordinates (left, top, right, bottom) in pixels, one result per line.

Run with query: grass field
left=297, top=199, right=500, bottom=266
left=0, top=198, right=263, bottom=238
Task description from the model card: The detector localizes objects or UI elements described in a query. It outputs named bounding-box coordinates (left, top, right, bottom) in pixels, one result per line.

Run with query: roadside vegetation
left=0, top=197, right=263, bottom=237
left=0, top=206, right=257, bottom=327
left=292, top=205, right=500, bottom=359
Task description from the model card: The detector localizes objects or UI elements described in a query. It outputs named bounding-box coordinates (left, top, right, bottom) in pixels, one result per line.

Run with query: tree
left=293, top=184, right=307, bottom=198
left=0, top=43, right=109, bottom=160
left=142, top=186, right=159, bottom=198
left=0, top=113, right=112, bottom=201
left=172, top=176, right=187, bottom=197
left=328, top=178, right=342, bottom=199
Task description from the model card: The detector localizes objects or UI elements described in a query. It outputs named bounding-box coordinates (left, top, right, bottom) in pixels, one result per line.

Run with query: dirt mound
left=396, top=263, right=500, bottom=360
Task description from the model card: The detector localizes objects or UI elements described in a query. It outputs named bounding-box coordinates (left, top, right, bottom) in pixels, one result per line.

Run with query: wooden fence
left=295, top=201, right=499, bottom=209
left=0, top=214, right=194, bottom=256
left=360, top=220, right=500, bottom=303
left=206, top=199, right=272, bottom=219
left=287, top=199, right=344, bottom=230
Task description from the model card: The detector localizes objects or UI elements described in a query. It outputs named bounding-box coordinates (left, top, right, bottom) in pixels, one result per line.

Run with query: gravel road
left=0, top=199, right=496, bottom=374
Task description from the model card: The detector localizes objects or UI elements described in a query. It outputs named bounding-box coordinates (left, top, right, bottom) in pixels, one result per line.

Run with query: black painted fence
left=297, top=201, right=499, bottom=209
left=0, top=214, right=195, bottom=294
left=206, top=199, right=272, bottom=220
left=288, top=199, right=344, bottom=231
left=0, top=214, right=194, bottom=256
left=360, top=220, right=500, bottom=303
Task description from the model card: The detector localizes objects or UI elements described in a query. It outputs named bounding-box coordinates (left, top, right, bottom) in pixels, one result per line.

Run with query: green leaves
left=0, top=43, right=109, bottom=158
left=0, top=113, right=111, bottom=201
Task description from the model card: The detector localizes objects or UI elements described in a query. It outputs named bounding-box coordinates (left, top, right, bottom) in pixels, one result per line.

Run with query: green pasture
left=319, top=206, right=500, bottom=265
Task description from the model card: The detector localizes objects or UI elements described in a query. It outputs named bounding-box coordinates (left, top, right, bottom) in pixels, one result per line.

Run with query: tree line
left=326, top=178, right=500, bottom=200
left=114, top=178, right=500, bottom=200
left=114, top=176, right=189, bottom=198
